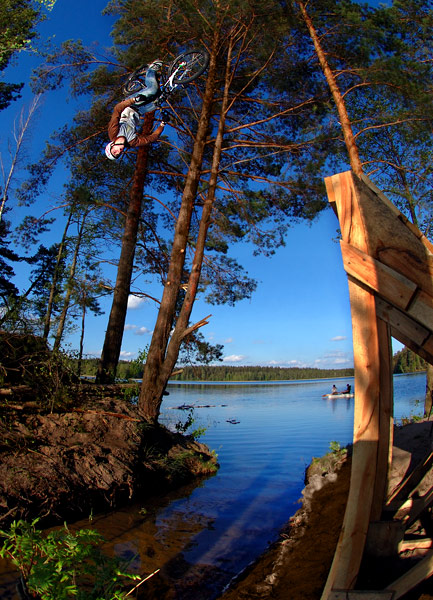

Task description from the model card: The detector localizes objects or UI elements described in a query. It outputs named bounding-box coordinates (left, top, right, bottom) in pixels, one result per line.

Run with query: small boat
left=322, top=393, right=354, bottom=399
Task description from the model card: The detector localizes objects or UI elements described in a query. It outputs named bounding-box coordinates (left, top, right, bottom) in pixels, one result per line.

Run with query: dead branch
left=71, top=408, right=141, bottom=422
left=180, top=314, right=212, bottom=340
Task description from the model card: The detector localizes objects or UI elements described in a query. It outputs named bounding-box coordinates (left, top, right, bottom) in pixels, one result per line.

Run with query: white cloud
left=331, top=336, right=347, bottom=342
left=223, top=354, right=246, bottom=363
left=268, top=359, right=308, bottom=368
left=127, top=295, right=146, bottom=309
left=314, top=350, right=353, bottom=368
left=224, top=337, right=233, bottom=343
left=120, top=351, right=134, bottom=359
left=124, top=323, right=151, bottom=335
left=134, top=326, right=151, bottom=336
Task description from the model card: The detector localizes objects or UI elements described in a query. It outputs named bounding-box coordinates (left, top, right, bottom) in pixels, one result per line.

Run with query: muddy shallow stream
left=0, top=374, right=426, bottom=599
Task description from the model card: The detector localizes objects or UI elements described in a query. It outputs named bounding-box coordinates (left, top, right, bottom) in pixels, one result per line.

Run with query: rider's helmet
left=105, top=142, right=117, bottom=160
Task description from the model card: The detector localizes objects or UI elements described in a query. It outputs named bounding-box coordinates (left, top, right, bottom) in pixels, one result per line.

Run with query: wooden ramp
left=321, top=171, right=433, bottom=600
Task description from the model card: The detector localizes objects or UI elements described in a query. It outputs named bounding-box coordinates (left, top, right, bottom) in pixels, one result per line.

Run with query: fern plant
left=0, top=519, right=140, bottom=599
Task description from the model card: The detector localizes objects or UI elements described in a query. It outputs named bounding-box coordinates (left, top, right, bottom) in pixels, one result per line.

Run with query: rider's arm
left=107, top=98, right=136, bottom=141
left=130, top=121, right=165, bottom=147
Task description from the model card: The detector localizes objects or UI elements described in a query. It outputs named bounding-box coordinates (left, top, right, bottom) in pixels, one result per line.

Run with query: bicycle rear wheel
left=122, top=65, right=148, bottom=95
left=169, top=49, right=209, bottom=85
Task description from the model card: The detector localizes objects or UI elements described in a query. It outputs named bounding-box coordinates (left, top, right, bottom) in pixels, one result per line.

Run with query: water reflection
left=0, top=374, right=426, bottom=600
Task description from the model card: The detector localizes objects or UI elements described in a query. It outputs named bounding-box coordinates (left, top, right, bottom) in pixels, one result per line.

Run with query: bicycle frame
left=131, top=61, right=185, bottom=116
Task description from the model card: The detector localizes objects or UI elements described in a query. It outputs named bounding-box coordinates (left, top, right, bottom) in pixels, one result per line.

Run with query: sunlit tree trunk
left=139, top=32, right=221, bottom=422
left=296, top=1, right=363, bottom=176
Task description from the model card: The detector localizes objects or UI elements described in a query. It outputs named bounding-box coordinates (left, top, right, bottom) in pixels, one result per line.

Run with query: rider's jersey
left=107, top=98, right=164, bottom=148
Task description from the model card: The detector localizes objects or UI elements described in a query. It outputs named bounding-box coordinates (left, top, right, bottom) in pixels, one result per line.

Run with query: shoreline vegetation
left=77, top=347, right=426, bottom=382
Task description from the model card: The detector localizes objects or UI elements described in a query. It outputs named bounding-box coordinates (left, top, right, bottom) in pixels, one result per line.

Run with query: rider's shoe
left=148, top=60, right=163, bottom=72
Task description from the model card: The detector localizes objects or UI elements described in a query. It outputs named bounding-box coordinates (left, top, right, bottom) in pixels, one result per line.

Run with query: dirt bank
left=0, top=394, right=218, bottom=527
left=219, top=420, right=433, bottom=600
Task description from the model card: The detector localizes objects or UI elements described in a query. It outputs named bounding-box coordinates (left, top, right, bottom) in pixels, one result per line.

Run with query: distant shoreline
left=167, top=372, right=426, bottom=384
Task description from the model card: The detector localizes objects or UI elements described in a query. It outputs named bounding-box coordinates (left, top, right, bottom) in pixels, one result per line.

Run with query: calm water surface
left=0, top=373, right=426, bottom=599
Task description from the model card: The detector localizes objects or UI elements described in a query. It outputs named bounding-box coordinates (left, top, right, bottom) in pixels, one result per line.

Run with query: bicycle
left=122, top=48, right=210, bottom=120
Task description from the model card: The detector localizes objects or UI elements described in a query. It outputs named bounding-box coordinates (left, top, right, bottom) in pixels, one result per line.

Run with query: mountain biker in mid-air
left=105, top=60, right=167, bottom=161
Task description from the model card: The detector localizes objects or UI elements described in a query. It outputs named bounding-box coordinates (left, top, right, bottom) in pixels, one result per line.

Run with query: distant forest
left=77, top=347, right=425, bottom=382
left=169, top=365, right=355, bottom=381
left=392, top=347, right=427, bottom=374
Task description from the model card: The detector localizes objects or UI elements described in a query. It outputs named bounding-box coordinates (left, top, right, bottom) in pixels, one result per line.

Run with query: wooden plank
left=421, top=235, right=433, bottom=255
left=360, top=173, right=433, bottom=253
left=349, top=175, right=433, bottom=297
left=365, top=520, right=405, bottom=557
left=423, top=335, right=433, bottom=363
left=341, top=241, right=417, bottom=311
left=403, top=487, right=433, bottom=528
left=325, top=172, right=368, bottom=248
left=371, top=319, right=393, bottom=521
left=383, top=497, right=413, bottom=514
left=400, top=539, right=433, bottom=552
left=329, top=592, right=394, bottom=599
left=386, top=451, right=433, bottom=506
left=321, top=282, right=381, bottom=598
left=325, top=174, right=340, bottom=217
left=375, top=298, right=431, bottom=350
left=376, top=247, right=433, bottom=300
left=359, top=173, right=402, bottom=219
left=389, top=550, right=433, bottom=599
left=408, top=290, right=433, bottom=334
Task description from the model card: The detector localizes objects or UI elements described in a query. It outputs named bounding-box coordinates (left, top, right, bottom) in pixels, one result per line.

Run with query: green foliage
left=393, top=347, right=427, bottom=374
left=171, top=365, right=354, bottom=382
left=0, top=518, right=139, bottom=600
left=173, top=408, right=207, bottom=439
left=0, top=0, right=56, bottom=110
left=122, top=346, right=149, bottom=380
left=329, top=441, right=347, bottom=457
left=310, top=441, right=348, bottom=475
left=0, top=331, right=76, bottom=411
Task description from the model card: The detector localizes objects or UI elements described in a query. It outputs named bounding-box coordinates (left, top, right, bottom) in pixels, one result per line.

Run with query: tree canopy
left=0, top=0, right=56, bottom=110
left=1, top=0, right=432, bottom=420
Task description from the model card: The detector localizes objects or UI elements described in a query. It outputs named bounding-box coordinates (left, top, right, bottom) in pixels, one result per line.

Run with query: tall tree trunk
left=43, top=211, right=72, bottom=340
left=96, top=112, right=154, bottom=383
left=77, top=297, right=87, bottom=378
left=53, top=214, right=87, bottom=351
left=297, top=1, right=363, bottom=176
left=298, top=2, right=433, bottom=418
left=139, top=32, right=221, bottom=421
left=425, top=363, right=433, bottom=417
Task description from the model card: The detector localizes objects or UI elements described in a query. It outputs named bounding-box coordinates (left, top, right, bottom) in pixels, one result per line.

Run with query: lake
left=0, top=373, right=427, bottom=599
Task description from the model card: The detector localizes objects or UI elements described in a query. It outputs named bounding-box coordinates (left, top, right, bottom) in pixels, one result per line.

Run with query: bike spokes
left=169, top=49, right=209, bottom=85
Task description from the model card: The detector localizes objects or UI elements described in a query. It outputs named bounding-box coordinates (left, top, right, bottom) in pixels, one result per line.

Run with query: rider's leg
left=127, top=68, right=161, bottom=106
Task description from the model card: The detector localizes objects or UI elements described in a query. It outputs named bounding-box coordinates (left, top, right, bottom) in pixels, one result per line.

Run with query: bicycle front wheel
left=169, top=49, right=209, bottom=85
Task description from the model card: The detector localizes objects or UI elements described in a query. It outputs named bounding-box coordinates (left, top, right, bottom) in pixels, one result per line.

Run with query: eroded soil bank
left=0, top=393, right=218, bottom=527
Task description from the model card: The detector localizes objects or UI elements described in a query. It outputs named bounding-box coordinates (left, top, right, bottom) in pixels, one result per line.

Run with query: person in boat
left=344, top=384, right=352, bottom=394
left=105, top=60, right=166, bottom=161
left=331, top=384, right=338, bottom=395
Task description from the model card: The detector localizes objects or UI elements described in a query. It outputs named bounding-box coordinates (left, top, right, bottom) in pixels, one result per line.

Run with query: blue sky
left=1, top=0, right=401, bottom=369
